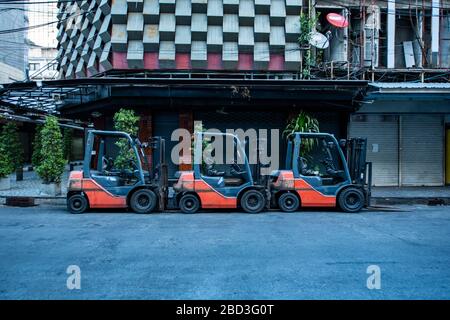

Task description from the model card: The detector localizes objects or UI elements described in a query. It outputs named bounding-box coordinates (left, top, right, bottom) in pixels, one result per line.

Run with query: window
left=28, top=63, right=39, bottom=71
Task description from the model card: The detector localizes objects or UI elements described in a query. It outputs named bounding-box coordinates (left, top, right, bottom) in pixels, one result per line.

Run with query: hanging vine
left=298, top=12, right=320, bottom=79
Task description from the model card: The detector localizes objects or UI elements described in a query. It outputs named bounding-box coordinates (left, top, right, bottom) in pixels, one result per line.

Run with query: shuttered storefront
left=400, top=115, right=444, bottom=186
left=350, top=114, right=444, bottom=186
left=350, top=114, right=399, bottom=186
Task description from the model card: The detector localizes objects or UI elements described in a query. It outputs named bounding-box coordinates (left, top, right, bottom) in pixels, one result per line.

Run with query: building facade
left=0, top=3, right=28, bottom=83
left=350, top=83, right=450, bottom=187
left=28, top=47, right=59, bottom=80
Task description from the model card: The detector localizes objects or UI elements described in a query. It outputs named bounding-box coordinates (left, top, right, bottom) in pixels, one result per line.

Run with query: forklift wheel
left=130, top=189, right=157, bottom=214
left=240, top=190, right=265, bottom=213
left=278, top=193, right=300, bottom=212
left=67, top=194, right=88, bottom=214
left=338, top=187, right=365, bottom=213
left=179, top=194, right=200, bottom=214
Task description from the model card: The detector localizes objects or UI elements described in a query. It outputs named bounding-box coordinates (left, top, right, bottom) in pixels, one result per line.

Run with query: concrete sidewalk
left=0, top=169, right=69, bottom=199
left=371, top=187, right=450, bottom=205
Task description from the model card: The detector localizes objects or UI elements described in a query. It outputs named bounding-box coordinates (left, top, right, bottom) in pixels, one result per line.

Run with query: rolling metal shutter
left=349, top=114, right=399, bottom=186
left=400, top=115, right=444, bottom=186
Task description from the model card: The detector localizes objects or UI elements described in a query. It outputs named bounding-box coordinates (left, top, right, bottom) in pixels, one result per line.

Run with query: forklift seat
left=91, top=171, right=125, bottom=188
left=223, top=178, right=244, bottom=186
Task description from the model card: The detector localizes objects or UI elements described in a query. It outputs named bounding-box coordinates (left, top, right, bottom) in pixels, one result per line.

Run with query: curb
left=1, top=197, right=66, bottom=206
left=371, top=197, right=450, bottom=206
left=2, top=196, right=449, bottom=207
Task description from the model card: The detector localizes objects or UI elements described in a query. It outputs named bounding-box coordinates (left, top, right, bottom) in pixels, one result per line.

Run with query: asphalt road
left=0, top=204, right=449, bottom=299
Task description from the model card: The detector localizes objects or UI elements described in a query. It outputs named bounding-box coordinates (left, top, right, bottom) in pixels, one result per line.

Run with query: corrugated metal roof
left=370, top=82, right=450, bottom=89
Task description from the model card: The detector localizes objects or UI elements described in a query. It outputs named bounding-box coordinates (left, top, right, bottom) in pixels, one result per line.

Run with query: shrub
left=113, top=108, right=140, bottom=170
left=1, top=122, right=23, bottom=171
left=36, top=116, right=66, bottom=184
left=0, top=137, right=13, bottom=179
left=0, top=143, right=12, bottom=178
left=0, top=122, right=23, bottom=178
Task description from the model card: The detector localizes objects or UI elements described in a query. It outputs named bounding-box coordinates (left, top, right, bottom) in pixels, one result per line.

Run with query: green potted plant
left=283, top=111, right=320, bottom=156
left=113, top=108, right=140, bottom=170
left=36, top=116, right=66, bottom=196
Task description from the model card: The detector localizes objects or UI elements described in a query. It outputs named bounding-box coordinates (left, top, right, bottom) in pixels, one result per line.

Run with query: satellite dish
left=326, top=13, right=349, bottom=28
left=309, top=31, right=329, bottom=49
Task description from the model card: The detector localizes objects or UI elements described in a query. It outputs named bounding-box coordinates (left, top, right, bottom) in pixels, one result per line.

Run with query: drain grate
left=5, top=197, right=36, bottom=207
left=428, top=198, right=447, bottom=206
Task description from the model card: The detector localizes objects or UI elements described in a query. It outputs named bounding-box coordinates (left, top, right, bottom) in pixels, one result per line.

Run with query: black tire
left=179, top=194, right=200, bottom=214
left=240, top=190, right=265, bottom=213
left=130, top=189, right=157, bottom=214
left=67, top=194, right=88, bottom=214
left=338, top=187, right=365, bottom=213
left=278, top=192, right=300, bottom=212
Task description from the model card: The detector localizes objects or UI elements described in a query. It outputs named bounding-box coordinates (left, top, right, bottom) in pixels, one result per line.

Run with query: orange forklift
left=270, top=132, right=372, bottom=213
left=67, top=130, right=167, bottom=214
left=172, top=132, right=268, bottom=214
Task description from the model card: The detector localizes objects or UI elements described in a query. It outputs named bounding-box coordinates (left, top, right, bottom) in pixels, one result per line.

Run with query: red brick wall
left=139, top=112, right=153, bottom=167
left=178, top=111, right=193, bottom=170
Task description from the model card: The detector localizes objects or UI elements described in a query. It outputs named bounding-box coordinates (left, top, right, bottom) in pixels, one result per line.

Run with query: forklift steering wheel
left=231, top=160, right=246, bottom=175
left=102, top=156, right=114, bottom=171
left=130, top=159, right=138, bottom=170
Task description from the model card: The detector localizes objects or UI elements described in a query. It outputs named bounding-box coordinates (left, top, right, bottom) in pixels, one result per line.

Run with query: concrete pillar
left=431, top=0, right=440, bottom=66
left=178, top=111, right=193, bottom=171
left=387, top=0, right=395, bottom=68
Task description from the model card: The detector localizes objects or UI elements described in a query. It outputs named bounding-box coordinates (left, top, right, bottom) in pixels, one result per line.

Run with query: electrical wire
left=0, top=9, right=92, bottom=34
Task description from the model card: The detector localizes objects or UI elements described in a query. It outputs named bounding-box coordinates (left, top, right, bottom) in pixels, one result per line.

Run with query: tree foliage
left=36, top=116, right=66, bottom=184
left=113, top=108, right=140, bottom=170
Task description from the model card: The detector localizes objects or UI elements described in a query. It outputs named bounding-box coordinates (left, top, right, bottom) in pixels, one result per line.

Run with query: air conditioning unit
left=365, top=5, right=381, bottom=30
left=363, top=5, right=380, bottom=68
left=364, top=33, right=379, bottom=68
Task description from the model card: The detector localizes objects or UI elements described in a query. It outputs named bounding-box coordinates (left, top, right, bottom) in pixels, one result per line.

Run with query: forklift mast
left=345, top=137, right=372, bottom=205
left=149, top=136, right=168, bottom=210
left=346, top=138, right=368, bottom=185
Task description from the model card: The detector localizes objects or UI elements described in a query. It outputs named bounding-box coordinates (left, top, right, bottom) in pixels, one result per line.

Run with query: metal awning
left=0, top=82, right=99, bottom=114
left=367, top=82, right=450, bottom=100
left=0, top=72, right=368, bottom=115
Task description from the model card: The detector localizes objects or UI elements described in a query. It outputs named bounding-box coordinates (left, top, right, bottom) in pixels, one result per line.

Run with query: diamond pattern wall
left=56, top=0, right=302, bottom=78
